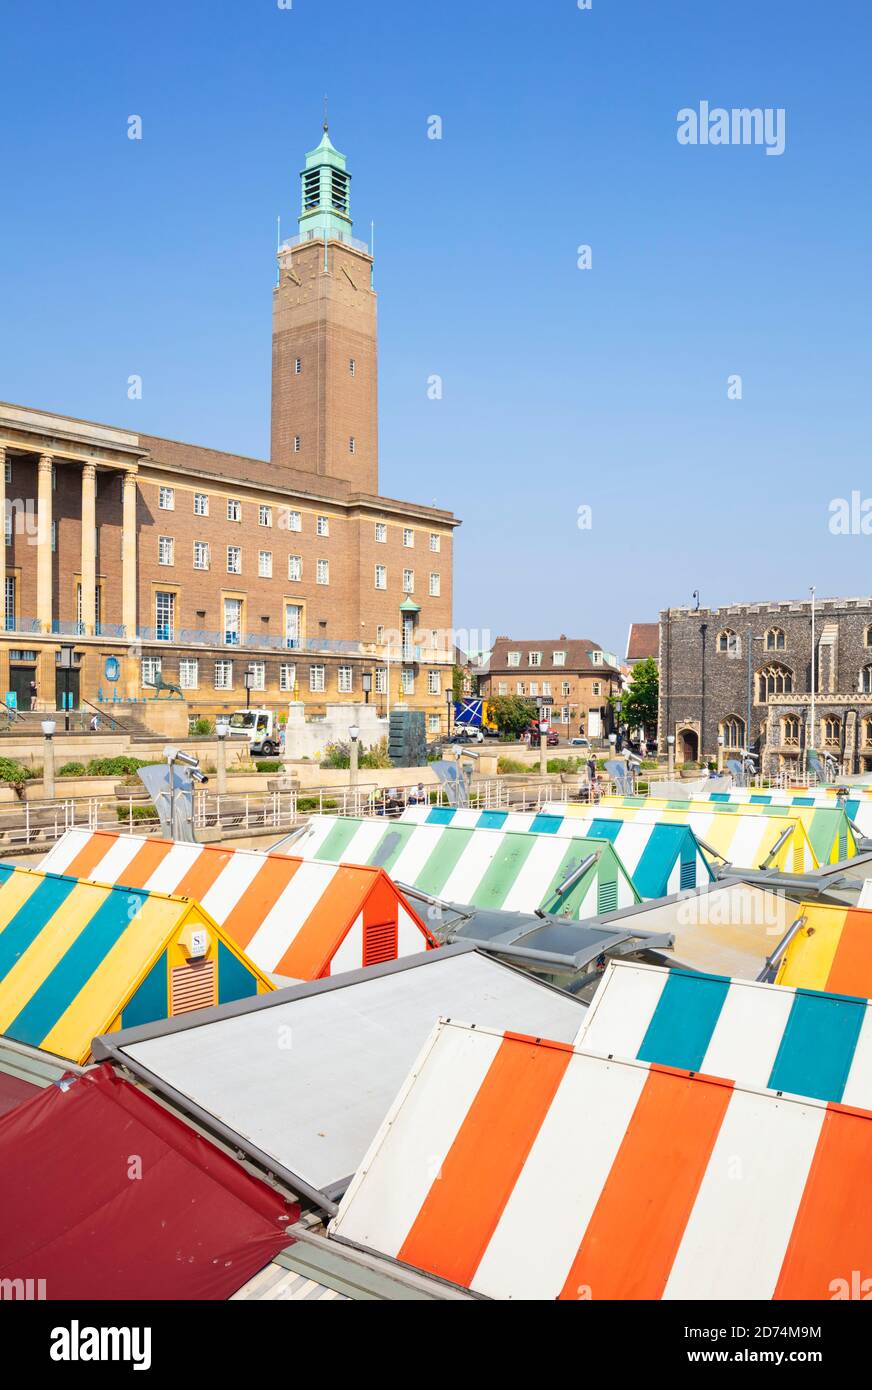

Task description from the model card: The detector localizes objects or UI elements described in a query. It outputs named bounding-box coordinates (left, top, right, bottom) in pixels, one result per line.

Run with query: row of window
left=496, top=680, right=604, bottom=698
left=714, top=626, right=872, bottom=655
left=140, top=657, right=442, bottom=696
left=720, top=714, right=847, bottom=750
left=158, top=537, right=441, bottom=592
left=158, top=488, right=444, bottom=552
left=505, top=649, right=604, bottom=668
left=293, top=355, right=357, bottom=376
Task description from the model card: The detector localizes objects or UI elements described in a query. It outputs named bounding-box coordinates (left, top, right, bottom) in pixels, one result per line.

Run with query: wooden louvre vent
left=363, top=920, right=398, bottom=969
left=170, top=959, right=216, bottom=1015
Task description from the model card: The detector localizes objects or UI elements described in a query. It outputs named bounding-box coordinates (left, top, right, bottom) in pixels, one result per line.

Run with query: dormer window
left=553, top=651, right=566, bottom=665
left=528, top=651, right=542, bottom=667
left=591, top=650, right=603, bottom=665
left=507, top=651, right=521, bottom=668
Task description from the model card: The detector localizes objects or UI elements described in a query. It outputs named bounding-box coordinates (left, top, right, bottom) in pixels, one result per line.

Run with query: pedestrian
left=89, top=712, right=100, bottom=732
left=278, top=724, right=286, bottom=757
left=29, top=678, right=37, bottom=712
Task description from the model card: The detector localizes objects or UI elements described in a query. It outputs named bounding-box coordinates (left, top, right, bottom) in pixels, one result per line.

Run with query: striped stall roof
left=291, top=816, right=640, bottom=917
left=0, top=864, right=272, bottom=1064
left=600, top=795, right=856, bottom=866
left=543, top=800, right=818, bottom=872
left=678, top=788, right=872, bottom=843
left=400, top=806, right=714, bottom=900
left=40, top=830, right=436, bottom=980
left=578, top=960, right=872, bottom=1105
left=330, top=1019, right=872, bottom=1300
left=776, top=902, right=872, bottom=998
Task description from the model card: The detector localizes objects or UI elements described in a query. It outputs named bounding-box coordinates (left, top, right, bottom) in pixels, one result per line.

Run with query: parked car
left=451, top=727, right=484, bottom=744
left=570, top=736, right=592, bottom=749
left=525, top=724, right=559, bottom=747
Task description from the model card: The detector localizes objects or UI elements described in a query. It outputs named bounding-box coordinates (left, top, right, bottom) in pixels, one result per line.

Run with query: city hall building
left=0, top=126, right=458, bottom=729
left=659, top=595, right=872, bottom=774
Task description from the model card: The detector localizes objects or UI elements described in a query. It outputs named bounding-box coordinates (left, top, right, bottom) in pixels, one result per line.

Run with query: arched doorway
left=678, top=728, right=699, bottom=763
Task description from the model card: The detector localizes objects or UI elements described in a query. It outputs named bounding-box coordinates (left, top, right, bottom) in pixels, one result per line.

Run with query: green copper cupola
left=298, top=122, right=353, bottom=241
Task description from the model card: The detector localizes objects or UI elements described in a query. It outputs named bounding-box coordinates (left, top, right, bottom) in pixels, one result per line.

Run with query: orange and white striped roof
left=41, top=830, right=435, bottom=981
left=331, top=1020, right=872, bottom=1300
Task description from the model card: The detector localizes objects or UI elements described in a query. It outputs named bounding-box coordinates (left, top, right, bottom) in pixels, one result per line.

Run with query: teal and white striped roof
left=398, top=807, right=714, bottom=900
left=292, top=816, right=641, bottom=918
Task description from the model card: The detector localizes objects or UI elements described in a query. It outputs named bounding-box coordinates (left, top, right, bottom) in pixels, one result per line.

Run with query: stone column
left=81, top=463, right=97, bottom=635
left=121, top=468, right=138, bottom=638
left=36, top=454, right=53, bottom=633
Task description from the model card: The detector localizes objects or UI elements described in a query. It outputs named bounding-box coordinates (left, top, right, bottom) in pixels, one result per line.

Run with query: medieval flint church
left=659, top=596, right=872, bottom=775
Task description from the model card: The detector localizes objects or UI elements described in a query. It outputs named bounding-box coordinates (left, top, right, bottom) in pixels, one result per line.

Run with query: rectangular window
left=429, top=533, right=440, bottom=552
left=223, top=597, right=242, bottom=646
left=591, top=651, right=603, bottom=665
left=562, top=681, right=571, bottom=697
left=592, top=681, right=602, bottom=696
left=4, top=458, right=10, bottom=484
left=51, top=520, right=57, bottom=553
left=529, top=651, right=542, bottom=667
left=337, top=666, right=353, bottom=693
left=142, top=657, right=162, bottom=686
left=553, top=650, right=566, bottom=666
left=194, top=492, right=209, bottom=516
left=498, top=682, right=508, bottom=696
left=294, top=436, right=301, bottom=453
left=429, top=572, right=440, bottom=597
left=248, top=661, right=265, bottom=691
left=516, top=682, right=526, bottom=695
left=507, top=651, right=521, bottom=667
left=530, top=682, right=539, bottom=697
left=227, top=546, right=241, bottom=574
left=375, top=522, right=387, bottom=543
left=403, top=569, right=414, bottom=593
left=286, top=509, right=301, bottom=532
left=316, top=559, right=329, bottom=585
left=376, top=624, right=385, bottom=644
left=542, top=681, right=551, bottom=696
left=401, top=667, right=415, bottom=695
left=375, top=668, right=387, bottom=694
left=374, top=564, right=387, bottom=590
left=310, top=665, right=325, bottom=692
left=214, top=660, right=233, bottom=690
left=159, top=486, right=175, bottom=511
left=288, top=554, right=302, bottom=581
left=227, top=499, right=241, bottom=522
left=4, top=576, right=14, bottom=629
left=280, top=663, right=297, bottom=692
left=428, top=670, right=441, bottom=695
left=259, top=505, right=272, bottom=527
left=349, top=358, right=356, bottom=376
left=317, top=515, right=329, bottom=536
left=4, top=507, right=11, bottom=547
left=349, top=437, right=355, bottom=455
left=429, top=714, right=441, bottom=733
left=179, top=658, right=199, bottom=690
left=155, top=591, right=175, bottom=641
left=258, top=550, right=272, bottom=578
left=403, top=528, right=414, bottom=548
left=158, top=536, right=174, bottom=566
left=294, top=358, right=302, bottom=375
left=285, top=604, right=302, bottom=646
left=193, top=541, right=210, bottom=570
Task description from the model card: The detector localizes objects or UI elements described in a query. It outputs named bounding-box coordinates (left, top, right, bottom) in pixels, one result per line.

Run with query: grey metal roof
left=94, top=944, right=586, bottom=1213
left=0, top=1036, right=86, bottom=1090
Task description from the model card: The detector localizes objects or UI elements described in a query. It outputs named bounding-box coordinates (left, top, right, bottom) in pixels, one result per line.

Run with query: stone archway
left=677, top=727, right=699, bottom=764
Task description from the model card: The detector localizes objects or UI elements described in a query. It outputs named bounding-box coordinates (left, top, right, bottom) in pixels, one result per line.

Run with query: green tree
left=487, top=695, right=538, bottom=738
left=451, top=665, right=465, bottom=701
left=612, top=657, right=659, bottom=735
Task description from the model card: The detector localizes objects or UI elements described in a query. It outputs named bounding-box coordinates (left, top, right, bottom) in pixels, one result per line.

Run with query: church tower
left=270, top=125, right=378, bottom=492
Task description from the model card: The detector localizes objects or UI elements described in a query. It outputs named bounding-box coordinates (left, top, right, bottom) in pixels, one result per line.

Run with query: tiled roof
left=626, top=622, right=659, bottom=661
left=488, top=637, right=619, bottom=674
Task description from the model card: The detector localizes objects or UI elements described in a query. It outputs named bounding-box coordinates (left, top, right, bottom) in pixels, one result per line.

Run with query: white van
left=218, top=708, right=282, bottom=757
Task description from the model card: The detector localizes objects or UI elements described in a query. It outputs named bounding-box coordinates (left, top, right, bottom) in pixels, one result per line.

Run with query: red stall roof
left=0, top=1071, right=40, bottom=1118
left=0, top=1065, right=298, bottom=1300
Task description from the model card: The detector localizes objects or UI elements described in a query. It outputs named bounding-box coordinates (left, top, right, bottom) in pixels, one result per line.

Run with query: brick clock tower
left=271, top=125, right=378, bottom=492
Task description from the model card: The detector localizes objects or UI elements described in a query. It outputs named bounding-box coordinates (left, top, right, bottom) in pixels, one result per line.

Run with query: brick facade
left=480, top=636, right=622, bottom=738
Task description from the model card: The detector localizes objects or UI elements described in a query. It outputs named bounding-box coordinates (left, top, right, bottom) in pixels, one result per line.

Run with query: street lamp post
left=539, top=715, right=549, bottom=777
left=667, top=733, right=675, bottom=779
left=446, top=688, right=453, bottom=739
left=349, top=723, right=360, bottom=795
left=215, top=721, right=229, bottom=797
left=41, top=719, right=56, bottom=799
left=810, top=585, right=817, bottom=758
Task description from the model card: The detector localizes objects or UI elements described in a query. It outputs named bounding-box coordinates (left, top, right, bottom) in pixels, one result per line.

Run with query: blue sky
left=1, top=0, right=869, bottom=657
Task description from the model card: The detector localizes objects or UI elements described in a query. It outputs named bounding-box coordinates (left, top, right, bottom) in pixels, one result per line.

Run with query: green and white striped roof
left=398, top=807, right=714, bottom=900
left=292, top=816, right=641, bottom=918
